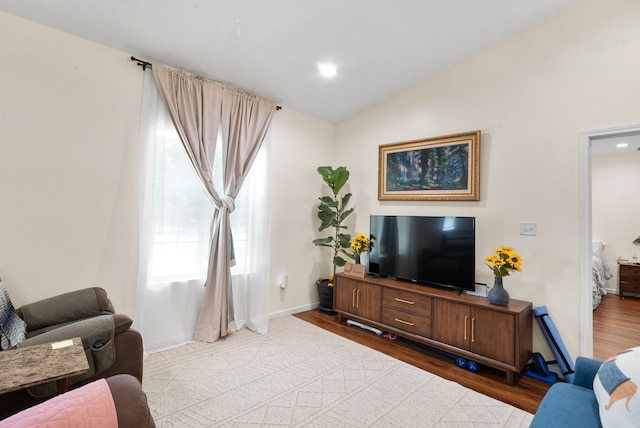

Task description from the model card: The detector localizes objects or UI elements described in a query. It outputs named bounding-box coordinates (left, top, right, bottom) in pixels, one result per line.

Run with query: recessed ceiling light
left=617, top=143, right=629, bottom=148
left=317, top=62, right=337, bottom=79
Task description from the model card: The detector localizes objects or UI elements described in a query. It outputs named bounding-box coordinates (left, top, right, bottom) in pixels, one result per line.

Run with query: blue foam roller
left=533, top=306, right=575, bottom=383
left=525, top=368, right=558, bottom=385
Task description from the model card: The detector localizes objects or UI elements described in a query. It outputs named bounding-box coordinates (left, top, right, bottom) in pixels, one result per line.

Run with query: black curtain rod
left=130, top=56, right=281, bottom=110
left=131, top=56, right=152, bottom=70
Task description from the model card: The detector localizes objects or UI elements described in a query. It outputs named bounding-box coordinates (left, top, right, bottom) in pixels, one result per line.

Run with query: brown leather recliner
left=0, top=287, right=144, bottom=419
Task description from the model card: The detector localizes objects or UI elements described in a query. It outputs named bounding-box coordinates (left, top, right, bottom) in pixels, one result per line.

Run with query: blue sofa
left=530, top=356, right=603, bottom=428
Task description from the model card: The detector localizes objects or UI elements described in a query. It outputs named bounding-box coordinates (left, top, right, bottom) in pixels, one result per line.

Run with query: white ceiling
left=1, top=0, right=580, bottom=123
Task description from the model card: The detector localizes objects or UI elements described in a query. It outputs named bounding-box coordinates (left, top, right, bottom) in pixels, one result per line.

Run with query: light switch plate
left=520, top=222, right=537, bottom=236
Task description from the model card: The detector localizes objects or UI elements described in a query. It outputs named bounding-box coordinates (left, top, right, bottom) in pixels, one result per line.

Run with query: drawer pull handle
left=394, top=298, right=415, bottom=305
left=394, top=318, right=415, bottom=326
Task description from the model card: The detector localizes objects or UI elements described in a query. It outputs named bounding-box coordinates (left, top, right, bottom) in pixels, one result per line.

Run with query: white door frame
left=578, top=123, right=640, bottom=357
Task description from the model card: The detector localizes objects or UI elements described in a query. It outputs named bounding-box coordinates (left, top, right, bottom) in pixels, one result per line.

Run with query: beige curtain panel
left=152, top=63, right=276, bottom=342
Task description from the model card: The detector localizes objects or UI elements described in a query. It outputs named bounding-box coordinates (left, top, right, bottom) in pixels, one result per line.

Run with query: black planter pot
left=316, top=279, right=337, bottom=315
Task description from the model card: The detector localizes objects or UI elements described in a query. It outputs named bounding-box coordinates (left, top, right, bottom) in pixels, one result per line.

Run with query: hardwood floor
left=294, top=293, right=640, bottom=416
left=294, top=309, right=550, bottom=415
left=593, top=294, right=640, bottom=361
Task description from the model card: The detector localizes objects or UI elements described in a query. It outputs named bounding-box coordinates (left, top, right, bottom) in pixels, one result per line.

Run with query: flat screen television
left=368, top=215, right=475, bottom=292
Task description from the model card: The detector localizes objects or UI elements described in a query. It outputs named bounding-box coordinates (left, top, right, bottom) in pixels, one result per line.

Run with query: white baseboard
left=269, top=302, right=318, bottom=320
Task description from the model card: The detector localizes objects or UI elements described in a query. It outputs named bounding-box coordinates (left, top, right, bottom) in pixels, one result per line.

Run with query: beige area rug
left=143, top=315, right=533, bottom=427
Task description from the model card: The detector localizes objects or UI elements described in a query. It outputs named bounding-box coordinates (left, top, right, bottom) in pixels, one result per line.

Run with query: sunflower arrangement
left=485, top=246, right=523, bottom=277
left=350, top=233, right=375, bottom=258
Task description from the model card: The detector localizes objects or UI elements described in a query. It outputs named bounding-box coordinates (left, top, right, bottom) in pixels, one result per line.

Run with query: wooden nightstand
left=619, top=263, right=640, bottom=298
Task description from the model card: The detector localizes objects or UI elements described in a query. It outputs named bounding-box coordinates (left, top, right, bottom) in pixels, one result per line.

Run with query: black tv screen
left=368, top=215, right=475, bottom=292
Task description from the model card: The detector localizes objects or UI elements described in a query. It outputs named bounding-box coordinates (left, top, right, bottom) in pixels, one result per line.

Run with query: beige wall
left=268, top=108, right=335, bottom=316
left=0, top=12, right=143, bottom=314
left=334, top=0, right=640, bottom=358
left=2, top=0, right=640, bottom=359
left=592, top=151, right=640, bottom=291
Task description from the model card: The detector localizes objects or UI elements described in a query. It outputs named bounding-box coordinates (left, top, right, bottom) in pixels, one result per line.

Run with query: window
left=148, top=116, right=265, bottom=284
left=148, top=119, right=212, bottom=284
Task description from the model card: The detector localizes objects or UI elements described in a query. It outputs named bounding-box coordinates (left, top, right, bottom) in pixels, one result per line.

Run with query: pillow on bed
left=592, top=240, right=606, bottom=257
left=593, top=346, right=640, bottom=427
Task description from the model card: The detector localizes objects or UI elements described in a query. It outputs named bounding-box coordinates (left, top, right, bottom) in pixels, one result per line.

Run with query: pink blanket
left=0, top=379, right=118, bottom=427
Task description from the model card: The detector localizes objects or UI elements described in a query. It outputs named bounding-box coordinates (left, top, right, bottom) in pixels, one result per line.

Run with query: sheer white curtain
left=136, top=72, right=271, bottom=352
left=136, top=72, right=209, bottom=352
left=229, top=144, right=271, bottom=333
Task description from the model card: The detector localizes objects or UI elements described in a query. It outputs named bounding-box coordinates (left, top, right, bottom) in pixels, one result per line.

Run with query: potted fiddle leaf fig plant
left=312, top=166, right=355, bottom=313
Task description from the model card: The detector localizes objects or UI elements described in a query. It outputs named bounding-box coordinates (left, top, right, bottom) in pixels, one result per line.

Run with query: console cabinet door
left=433, top=299, right=517, bottom=366
left=432, top=299, right=470, bottom=350
left=356, top=281, right=382, bottom=322
left=469, top=308, right=515, bottom=365
left=335, top=277, right=382, bottom=322
left=335, top=277, right=357, bottom=314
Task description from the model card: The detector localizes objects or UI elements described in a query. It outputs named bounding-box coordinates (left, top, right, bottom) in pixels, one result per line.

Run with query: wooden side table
left=619, top=263, right=640, bottom=298
left=0, top=337, right=89, bottom=394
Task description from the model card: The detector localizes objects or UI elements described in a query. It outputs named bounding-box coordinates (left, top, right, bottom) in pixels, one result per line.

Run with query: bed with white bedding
left=592, top=240, right=613, bottom=310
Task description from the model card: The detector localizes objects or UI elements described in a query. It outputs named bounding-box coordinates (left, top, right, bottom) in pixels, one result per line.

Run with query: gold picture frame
left=378, top=130, right=480, bottom=201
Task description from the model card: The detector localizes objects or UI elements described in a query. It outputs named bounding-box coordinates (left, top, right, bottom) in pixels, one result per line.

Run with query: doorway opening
left=579, top=123, right=640, bottom=357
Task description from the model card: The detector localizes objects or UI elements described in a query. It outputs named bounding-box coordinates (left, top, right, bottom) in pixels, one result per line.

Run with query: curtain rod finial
left=131, top=56, right=152, bottom=71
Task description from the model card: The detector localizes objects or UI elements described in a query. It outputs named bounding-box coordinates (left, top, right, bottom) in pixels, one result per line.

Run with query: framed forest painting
left=378, top=130, right=480, bottom=201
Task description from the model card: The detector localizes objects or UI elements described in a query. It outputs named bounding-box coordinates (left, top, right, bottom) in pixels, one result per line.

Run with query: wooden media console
left=334, top=273, right=532, bottom=385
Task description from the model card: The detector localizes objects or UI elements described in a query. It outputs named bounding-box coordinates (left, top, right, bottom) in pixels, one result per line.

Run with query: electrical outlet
left=520, top=222, right=537, bottom=236
left=279, top=275, right=288, bottom=289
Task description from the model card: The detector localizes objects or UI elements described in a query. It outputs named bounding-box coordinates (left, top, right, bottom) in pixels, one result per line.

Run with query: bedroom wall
left=592, top=151, right=640, bottom=292
left=334, top=0, right=640, bottom=358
